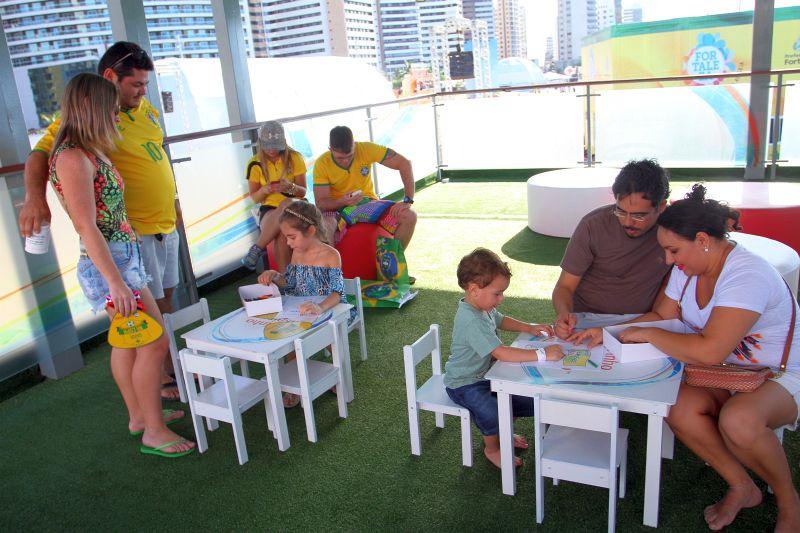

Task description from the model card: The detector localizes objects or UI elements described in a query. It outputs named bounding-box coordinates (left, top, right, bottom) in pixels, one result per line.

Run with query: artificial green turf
left=1, top=180, right=796, bottom=532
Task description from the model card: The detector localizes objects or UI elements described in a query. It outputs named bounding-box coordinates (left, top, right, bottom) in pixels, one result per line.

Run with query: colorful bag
left=355, top=237, right=417, bottom=309
left=680, top=277, right=796, bottom=393
left=339, top=198, right=394, bottom=226
left=106, top=291, right=164, bottom=349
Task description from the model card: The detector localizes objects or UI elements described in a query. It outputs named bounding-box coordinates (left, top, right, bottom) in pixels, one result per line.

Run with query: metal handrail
left=157, top=67, right=800, bottom=147
left=2, top=67, right=799, bottom=175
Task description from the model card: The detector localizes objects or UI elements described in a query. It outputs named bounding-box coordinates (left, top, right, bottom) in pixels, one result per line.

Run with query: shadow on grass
left=501, top=226, right=569, bottom=267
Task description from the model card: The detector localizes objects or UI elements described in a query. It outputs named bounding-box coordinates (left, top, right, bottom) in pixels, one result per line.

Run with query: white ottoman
left=527, top=167, right=620, bottom=238
left=731, top=232, right=800, bottom=294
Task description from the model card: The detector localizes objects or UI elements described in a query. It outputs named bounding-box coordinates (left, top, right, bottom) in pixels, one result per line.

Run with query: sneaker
left=241, top=244, right=263, bottom=271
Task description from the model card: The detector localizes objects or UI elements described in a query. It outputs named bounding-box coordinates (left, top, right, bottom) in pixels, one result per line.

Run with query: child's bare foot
left=775, top=492, right=800, bottom=533
left=282, top=392, right=301, bottom=408
left=513, top=433, right=529, bottom=449
left=703, top=481, right=762, bottom=530
left=484, top=447, right=522, bottom=469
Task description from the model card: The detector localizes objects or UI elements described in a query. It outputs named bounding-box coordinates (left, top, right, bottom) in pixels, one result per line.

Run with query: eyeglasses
left=108, top=48, right=146, bottom=72
left=612, top=206, right=654, bottom=223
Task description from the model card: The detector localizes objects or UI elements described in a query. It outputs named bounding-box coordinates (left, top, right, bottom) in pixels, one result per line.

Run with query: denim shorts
left=76, top=241, right=151, bottom=312
left=446, top=380, right=535, bottom=436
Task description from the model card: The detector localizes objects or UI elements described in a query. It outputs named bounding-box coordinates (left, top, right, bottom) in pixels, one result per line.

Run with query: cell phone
left=348, top=190, right=362, bottom=199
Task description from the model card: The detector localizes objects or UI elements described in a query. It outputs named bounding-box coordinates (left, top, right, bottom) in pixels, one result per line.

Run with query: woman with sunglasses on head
left=48, top=73, right=195, bottom=458
left=241, top=121, right=308, bottom=272
left=572, top=185, right=800, bottom=531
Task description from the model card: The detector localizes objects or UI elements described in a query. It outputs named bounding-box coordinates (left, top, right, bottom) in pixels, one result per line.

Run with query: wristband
left=535, top=348, right=547, bottom=362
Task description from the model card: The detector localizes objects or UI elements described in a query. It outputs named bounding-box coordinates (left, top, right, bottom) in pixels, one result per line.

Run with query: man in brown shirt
left=552, top=159, right=672, bottom=339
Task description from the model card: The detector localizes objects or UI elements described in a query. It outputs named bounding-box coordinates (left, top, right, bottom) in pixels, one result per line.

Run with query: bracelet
left=535, top=348, right=547, bottom=362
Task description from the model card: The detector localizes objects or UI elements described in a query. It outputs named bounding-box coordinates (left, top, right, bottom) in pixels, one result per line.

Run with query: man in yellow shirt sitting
left=313, top=125, right=418, bottom=250
left=18, top=42, right=183, bottom=400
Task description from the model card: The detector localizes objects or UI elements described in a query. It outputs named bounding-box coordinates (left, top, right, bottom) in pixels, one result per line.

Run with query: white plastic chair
left=280, top=321, right=348, bottom=443
left=179, top=349, right=272, bottom=465
left=163, top=298, right=249, bottom=403
left=344, top=277, right=368, bottom=360
left=533, top=396, right=629, bottom=533
left=403, top=324, right=472, bottom=467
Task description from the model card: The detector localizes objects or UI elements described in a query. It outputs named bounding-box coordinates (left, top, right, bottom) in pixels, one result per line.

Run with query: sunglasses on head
left=108, top=48, right=146, bottom=72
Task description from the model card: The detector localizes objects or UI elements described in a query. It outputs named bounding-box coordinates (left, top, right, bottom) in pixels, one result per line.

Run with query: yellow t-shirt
left=35, top=98, right=177, bottom=235
left=312, top=141, right=388, bottom=200
left=245, top=150, right=307, bottom=208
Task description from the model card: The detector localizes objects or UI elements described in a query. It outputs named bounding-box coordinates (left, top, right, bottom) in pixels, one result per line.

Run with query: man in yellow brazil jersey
left=18, top=42, right=183, bottom=400
left=314, top=125, right=418, bottom=251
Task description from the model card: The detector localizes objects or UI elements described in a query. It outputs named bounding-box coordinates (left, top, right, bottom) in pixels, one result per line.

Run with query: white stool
left=527, top=167, right=620, bottom=238
left=730, top=232, right=800, bottom=294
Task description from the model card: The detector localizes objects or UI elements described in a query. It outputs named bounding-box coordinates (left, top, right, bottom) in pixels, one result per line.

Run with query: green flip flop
left=129, top=409, right=185, bottom=436
left=139, top=438, right=195, bottom=458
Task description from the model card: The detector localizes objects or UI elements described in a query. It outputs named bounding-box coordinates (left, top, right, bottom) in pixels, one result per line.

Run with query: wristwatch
left=402, top=196, right=414, bottom=204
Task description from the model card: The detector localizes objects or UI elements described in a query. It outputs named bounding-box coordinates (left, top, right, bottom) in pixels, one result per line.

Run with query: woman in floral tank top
left=49, top=73, right=194, bottom=457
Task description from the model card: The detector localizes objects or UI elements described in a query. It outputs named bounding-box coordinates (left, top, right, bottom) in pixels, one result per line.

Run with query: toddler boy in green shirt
left=445, top=248, right=565, bottom=468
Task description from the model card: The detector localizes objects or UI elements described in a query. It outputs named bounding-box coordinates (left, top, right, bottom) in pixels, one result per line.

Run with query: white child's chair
left=403, top=324, right=472, bottom=467
left=280, top=321, right=349, bottom=443
left=179, top=349, right=272, bottom=465
left=163, top=298, right=249, bottom=403
left=343, top=277, right=368, bottom=360
left=533, top=396, right=629, bottom=533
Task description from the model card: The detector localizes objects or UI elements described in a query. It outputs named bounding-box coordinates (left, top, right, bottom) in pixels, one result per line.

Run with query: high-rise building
left=378, top=0, right=423, bottom=75
left=0, top=0, right=253, bottom=129
left=495, top=0, right=526, bottom=59
left=622, top=6, right=643, bottom=23
left=557, top=0, right=597, bottom=65
left=462, top=0, right=495, bottom=38
left=418, top=0, right=462, bottom=63
left=596, top=0, right=620, bottom=31
left=545, top=36, right=554, bottom=64
left=259, top=0, right=379, bottom=68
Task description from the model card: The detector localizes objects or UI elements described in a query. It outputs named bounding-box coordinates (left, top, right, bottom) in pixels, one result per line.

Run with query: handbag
left=679, top=274, right=797, bottom=392
left=106, top=291, right=164, bottom=349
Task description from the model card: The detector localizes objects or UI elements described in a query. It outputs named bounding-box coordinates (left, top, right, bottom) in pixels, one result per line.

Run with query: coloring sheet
left=511, top=333, right=605, bottom=372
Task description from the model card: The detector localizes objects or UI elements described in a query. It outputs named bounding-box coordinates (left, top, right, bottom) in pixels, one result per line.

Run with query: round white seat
left=730, top=232, right=800, bottom=295
left=527, top=167, right=620, bottom=238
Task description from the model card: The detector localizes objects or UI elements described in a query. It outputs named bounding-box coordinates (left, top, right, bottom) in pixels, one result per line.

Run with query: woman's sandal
left=139, top=437, right=195, bottom=458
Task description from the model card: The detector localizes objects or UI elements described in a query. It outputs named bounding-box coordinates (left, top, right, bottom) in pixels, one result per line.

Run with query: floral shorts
left=76, top=241, right=151, bottom=312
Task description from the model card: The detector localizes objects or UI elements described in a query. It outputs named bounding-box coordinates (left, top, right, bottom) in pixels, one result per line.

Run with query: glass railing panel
left=593, top=81, right=752, bottom=167
left=437, top=89, right=584, bottom=169
left=369, top=98, right=437, bottom=196
left=169, top=132, right=254, bottom=284
left=776, top=79, right=800, bottom=166
left=281, top=108, right=372, bottom=196
left=0, top=171, right=104, bottom=380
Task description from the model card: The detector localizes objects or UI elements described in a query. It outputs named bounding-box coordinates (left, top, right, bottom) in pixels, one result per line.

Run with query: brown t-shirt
left=560, top=205, right=670, bottom=314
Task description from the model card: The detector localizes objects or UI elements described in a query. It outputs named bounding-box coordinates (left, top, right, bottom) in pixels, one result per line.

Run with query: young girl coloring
left=258, top=201, right=353, bottom=407
left=444, top=248, right=564, bottom=468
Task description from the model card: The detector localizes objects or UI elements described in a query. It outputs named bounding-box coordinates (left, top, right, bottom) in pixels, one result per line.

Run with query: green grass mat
left=1, top=179, right=795, bottom=531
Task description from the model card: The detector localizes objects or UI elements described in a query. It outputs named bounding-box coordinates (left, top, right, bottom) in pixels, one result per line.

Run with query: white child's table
left=486, top=339, right=683, bottom=528
left=182, top=302, right=353, bottom=451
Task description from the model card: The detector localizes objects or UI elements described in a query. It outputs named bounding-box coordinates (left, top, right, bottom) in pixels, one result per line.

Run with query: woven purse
left=679, top=275, right=797, bottom=393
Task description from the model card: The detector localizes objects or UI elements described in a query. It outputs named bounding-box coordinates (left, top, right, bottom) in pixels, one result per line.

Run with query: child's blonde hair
left=53, top=73, right=120, bottom=157
left=279, top=201, right=329, bottom=244
left=457, top=248, right=512, bottom=289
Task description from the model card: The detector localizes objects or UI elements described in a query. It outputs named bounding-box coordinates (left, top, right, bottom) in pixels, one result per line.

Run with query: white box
left=239, top=283, right=282, bottom=317
left=603, top=319, right=692, bottom=363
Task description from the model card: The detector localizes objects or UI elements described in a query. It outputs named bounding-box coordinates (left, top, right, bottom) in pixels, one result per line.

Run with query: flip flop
left=139, top=438, right=195, bottom=458
left=129, top=409, right=185, bottom=436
